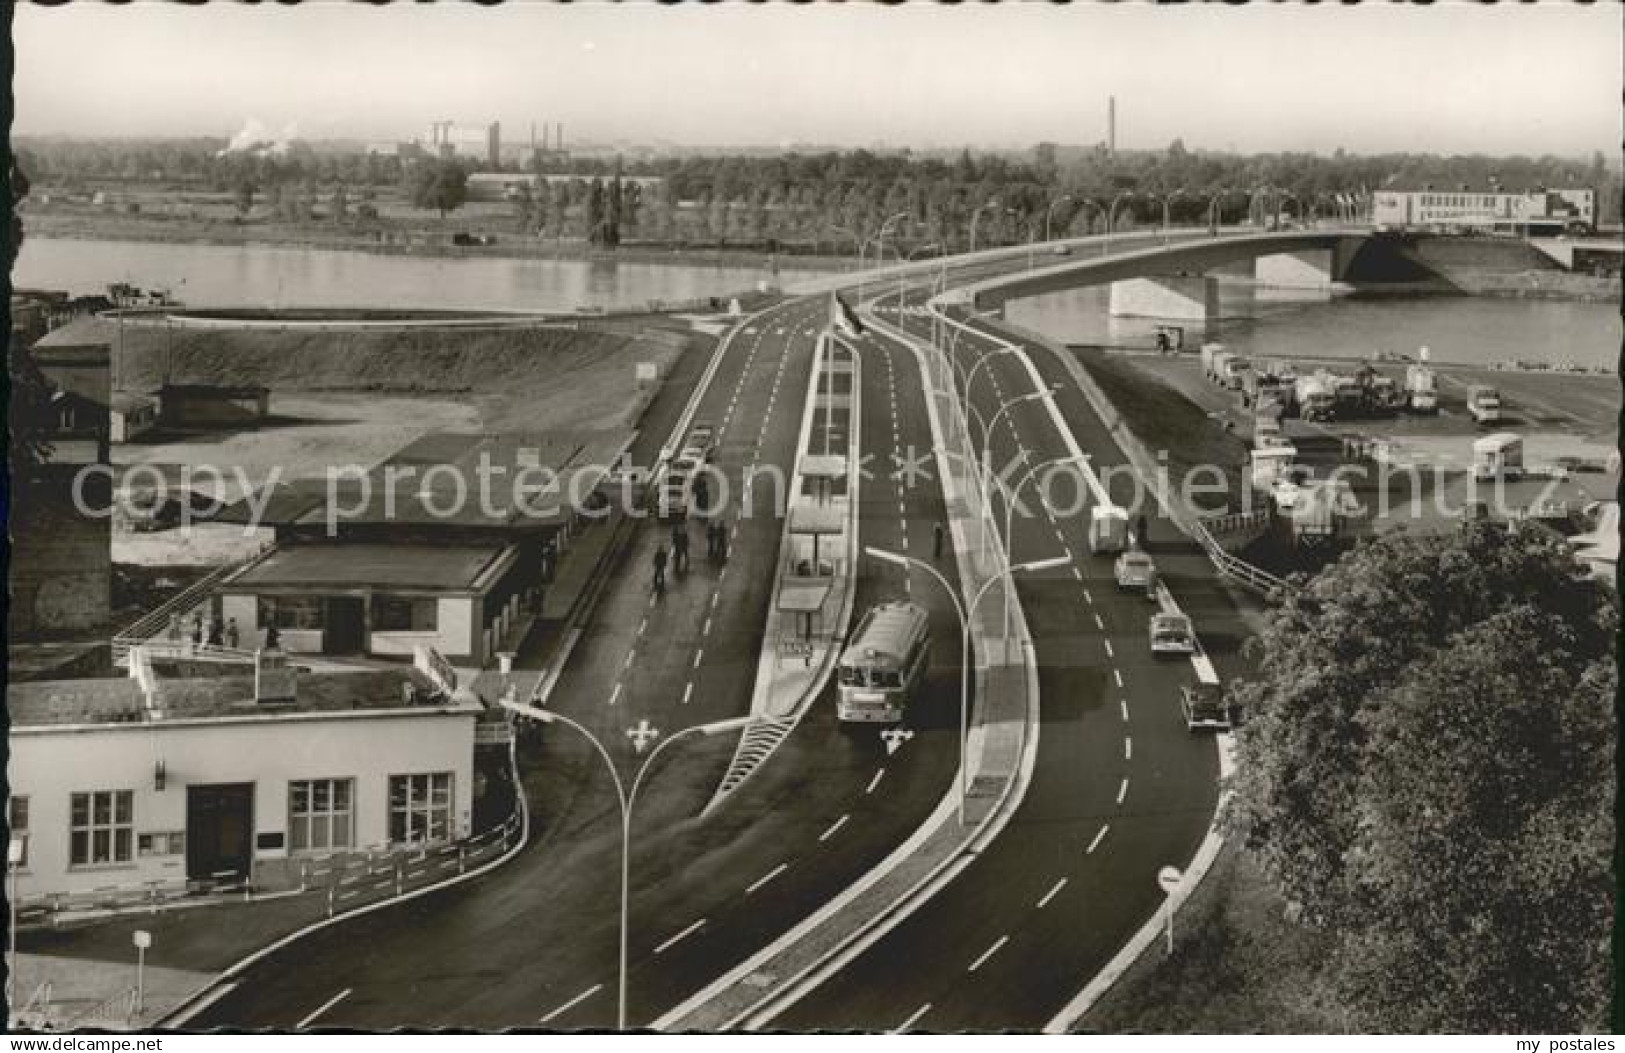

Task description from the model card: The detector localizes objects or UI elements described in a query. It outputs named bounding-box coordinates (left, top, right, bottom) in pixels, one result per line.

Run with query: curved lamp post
left=499, top=701, right=750, bottom=1030
left=865, top=547, right=1068, bottom=826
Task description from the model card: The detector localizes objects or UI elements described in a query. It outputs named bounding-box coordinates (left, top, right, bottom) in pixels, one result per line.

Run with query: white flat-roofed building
left=6, top=660, right=482, bottom=902
left=1372, top=187, right=1597, bottom=235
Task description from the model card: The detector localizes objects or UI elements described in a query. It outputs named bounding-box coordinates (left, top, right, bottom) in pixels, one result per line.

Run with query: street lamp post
left=859, top=210, right=910, bottom=306
left=974, top=387, right=1059, bottom=563
left=988, top=453, right=1088, bottom=658
left=866, top=547, right=1067, bottom=826
left=897, top=243, right=940, bottom=327
left=499, top=701, right=750, bottom=1030
left=1160, top=189, right=1187, bottom=243
left=1043, top=194, right=1075, bottom=247
left=1105, top=190, right=1135, bottom=254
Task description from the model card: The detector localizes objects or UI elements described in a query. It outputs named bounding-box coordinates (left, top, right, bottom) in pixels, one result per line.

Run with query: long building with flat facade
left=1372, top=187, right=1596, bottom=235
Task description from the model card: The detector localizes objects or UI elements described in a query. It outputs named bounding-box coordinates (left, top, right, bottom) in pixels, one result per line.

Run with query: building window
left=8, top=797, right=29, bottom=867
left=289, top=779, right=354, bottom=853
left=389, top=773, right=453, bottom=846
left=70, top=791, right=134, bottom=867
left=372, top=596, right=438, bottom=632
left=258, top=596, right=324, bottom=631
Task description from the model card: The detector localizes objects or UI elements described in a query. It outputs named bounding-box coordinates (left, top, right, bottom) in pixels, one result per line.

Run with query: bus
left=836, top=601, right=932, bottom=723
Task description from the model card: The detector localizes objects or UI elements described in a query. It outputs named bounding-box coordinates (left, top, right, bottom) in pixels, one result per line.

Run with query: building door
left=324, top=596, right=366, bottom=654
left=186, top=783, right=254, bottom=881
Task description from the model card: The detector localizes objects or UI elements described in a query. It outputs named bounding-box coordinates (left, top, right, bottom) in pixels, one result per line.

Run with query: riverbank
left=20, top=208, right=859, bottom=272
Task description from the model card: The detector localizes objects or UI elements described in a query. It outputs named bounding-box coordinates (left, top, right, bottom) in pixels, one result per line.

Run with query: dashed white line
left=1088, top=823, right=1111, bottom=854
left=1094, top=613, right=1105, bottom=630
left=624, top=651, right=636, bottom=670
left=654, top=919, right=707, bottom=955
left=1116, top=778, right=1129, bottom=805
left=609, top=683, right=623, bottom=706
left=296, top=988, right=352, bottom=1030
left=1037, top=877, right=1068, bottom=909
left=711, top=591, right=722, bottom=609
left=746, top=862, right=789, bottom=894
left=703, top=616, right=713, bottom=636
left=1082, top=588, right=1094, bottom=604
left=637, top=617, right=648, bottom=636
left=682, top=682, right=694, bottom=705
left=818, top=814, right=850, bottom=842
left=1120, top=700, right=1130, bottom=721
left=968, top=935, right=1009, bottom=972
left=693, top=649, right=705, bottom=669
left=865, top=769, right=886, bottom=794
left=539, top=984, right=603, bottom=1024
left=1103, top=640, right=1114, bottom=658
left=1071, top=567, right=1083, bottom=581
left=1114, top=669, right=1124, bottom=688
left=1124, top=737, right=1133, bottom=760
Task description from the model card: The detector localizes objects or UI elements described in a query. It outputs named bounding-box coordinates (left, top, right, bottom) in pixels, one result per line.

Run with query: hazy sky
left=14, top=2, right=1621, bottom=156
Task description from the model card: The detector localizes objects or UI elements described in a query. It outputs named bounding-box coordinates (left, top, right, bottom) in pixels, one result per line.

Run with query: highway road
left=771, top=287, right=1256, bottom=1031
left=184, top=293, right=977, bottom=1030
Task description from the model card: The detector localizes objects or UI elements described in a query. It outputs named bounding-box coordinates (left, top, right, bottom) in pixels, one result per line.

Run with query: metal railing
left=63, top=988, right=138, bottom=1031
left=1191, top=516, right=1287, bottom=595
left=110, top=551, right=268, bottom=666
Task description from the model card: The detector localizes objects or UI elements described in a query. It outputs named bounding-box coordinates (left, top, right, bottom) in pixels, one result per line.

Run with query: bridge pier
left=1254, top=248, right=1336, bottom=290
left=1108, top=275, right=1219, bottom=325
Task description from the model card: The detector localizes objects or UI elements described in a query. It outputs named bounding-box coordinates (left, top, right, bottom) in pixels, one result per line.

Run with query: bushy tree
left=405, top=159, right=467, bottom=219
left=1227, top=522, right=1615, bottom=1031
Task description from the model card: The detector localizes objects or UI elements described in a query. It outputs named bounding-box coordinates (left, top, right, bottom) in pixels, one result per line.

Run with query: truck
left=1294, top=372, right=1336, bottom=421
left=1149, top=611, right=1195, bottom=655
left=1467, top=385, right=1503, bottom=425
left=1472, top=432, right=1524, bottom=480
left=1209, top=349, right=1235, bottom=385
left=1218, top=356, right=1253, bottom=392
left=1088, top=504, right=1129, bottom=555
left=1405, top=363, right=1438, bottom=413
left=1241, top=367, right=1286, bottom=411
left=1199, top=342, right=1227, bottom=378
left=1114, top=549, right=1157, bottom=593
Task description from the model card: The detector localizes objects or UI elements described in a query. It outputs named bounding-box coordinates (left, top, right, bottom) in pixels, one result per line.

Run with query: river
left=1005, top=281, right=1620, bottom=370
left=13, top=236, right=824, bottom=313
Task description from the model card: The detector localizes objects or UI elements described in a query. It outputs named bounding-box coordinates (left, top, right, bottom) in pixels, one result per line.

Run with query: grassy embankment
left=1076, top=350, right=1253, bottom=514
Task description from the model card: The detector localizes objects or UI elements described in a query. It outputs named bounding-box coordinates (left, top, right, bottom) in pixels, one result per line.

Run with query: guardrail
left=63, top=987, right=138, bottom=1031
left=1191, top=514, right=1287, bottom=595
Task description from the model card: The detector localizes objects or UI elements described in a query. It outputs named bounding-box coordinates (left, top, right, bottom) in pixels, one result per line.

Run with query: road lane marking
left=1114, top=669, right=1124, bottom=688
left=297, top=988, right=352, bottom=1030
left=1083, top=588, right=1094, bottom=604
left=1088, top=824, right=1111, bottom=854
left=818, top=814, right=850, bottom=842
left=865, top=769, right=886, bottom=794
left=609, top=683, right=622, bottom=706
left=746, top=862, right=789, bottom=894
left=693, top=649, right=705, bottom=669
left=1094, top=613, right=1105, bottom=630
left=1103, top=640, right=1114, bottom=658
left=1120, top=700, right=1130, bottom=721
left=624, top=651, right=636, bottom=670
left=1116, top=778, right=1129, bottom=805
left=712, top=591, right=722, bottom=609
left=539, top=984, right=603, bottom=1024
left=1072, top=567, right=1083, bottom=581
left=637, top=618, right=647, bottom=636
left=968, top=935, right=1009, bottom=972
left=682, top=682, right=694, bottom=705
left=703, top=616, right=713, bottom=636
left=1124, top=737, right=1133, bottom=760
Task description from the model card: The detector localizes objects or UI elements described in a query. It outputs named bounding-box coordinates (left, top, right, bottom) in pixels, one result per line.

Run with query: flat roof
left=779, top=581, right=832, bottom=612
left=9, top=667, right=479, bottom=728
left=789, top=502, right=845, bottom=536
left=229, top=541, right=514, bottom=592
left=800, top=455, right=848, bottom=479
left=214, top=429, right=631, bottom=530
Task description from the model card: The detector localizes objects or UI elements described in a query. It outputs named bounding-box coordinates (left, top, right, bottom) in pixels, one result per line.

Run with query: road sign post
left=1157, top=865, right=1183, bottom=956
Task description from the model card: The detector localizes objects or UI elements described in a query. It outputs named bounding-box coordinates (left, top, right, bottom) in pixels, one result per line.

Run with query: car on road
left=1180, top=681, right=1238, bottom=731
left=1148, top=612, right=1195, bottom=655
left=1114, top=549, right=1157, bottom=592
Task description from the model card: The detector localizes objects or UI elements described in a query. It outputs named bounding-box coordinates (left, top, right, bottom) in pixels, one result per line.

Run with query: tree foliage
left=405, top=159, right=467, bottom=219
left=8, top=154, right=56, bottom=479
left=1227, top=522, right=1616, bottom=1031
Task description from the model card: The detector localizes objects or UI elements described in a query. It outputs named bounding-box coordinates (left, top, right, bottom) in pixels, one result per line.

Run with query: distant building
left=424, top=121, right=501, bottom=167
left=1372, top=187, right=1597, bottom=236
left=6, top=653, right=482, bottom=901
left=464, top=171, right=665, bottom=203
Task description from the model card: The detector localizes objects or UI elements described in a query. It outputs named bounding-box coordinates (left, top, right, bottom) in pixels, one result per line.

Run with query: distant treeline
left=15, top=137, right=1621, bottom=252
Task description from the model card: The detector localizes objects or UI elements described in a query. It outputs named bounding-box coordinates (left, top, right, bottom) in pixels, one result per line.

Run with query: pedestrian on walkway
left=933, top=521, right=946, bottom=560
left=225, top=618, right=240, bottom=649
left=671, top=523, right=689, bottom=574
left=265, top=622, right=281, bottom=651
left=653, top=545, right=668, bottom=593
